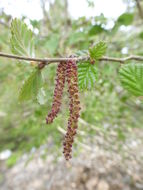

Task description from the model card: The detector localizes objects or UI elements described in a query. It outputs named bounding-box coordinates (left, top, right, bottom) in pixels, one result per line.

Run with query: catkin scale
left=46, top=62, right=66, bottom=124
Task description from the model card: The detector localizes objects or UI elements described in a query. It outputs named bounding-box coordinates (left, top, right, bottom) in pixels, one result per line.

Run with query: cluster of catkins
left=46, top=59, right=81, bottom=161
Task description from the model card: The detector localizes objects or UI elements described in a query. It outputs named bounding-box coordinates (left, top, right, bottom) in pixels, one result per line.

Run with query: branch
left=0, top=52, right=143, bottom=65
left=135, top=0, right=143, bottom=19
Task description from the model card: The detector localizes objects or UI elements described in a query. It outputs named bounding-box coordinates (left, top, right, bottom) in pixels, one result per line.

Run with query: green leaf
left=37, top=88, right=46, bottom=105
left=88, top=25, right=105, bottom=36
left=68, top=32, right=87, bottom=45
left=139, top=32, right=143, bottom=40
left=75, top=49, right=89, bottom=57
left=10, top=18, right=35, bottom=57
left=78, top=62, right=98, bottom=90
left=45, top=34, right=60, bottom=55
left=112, top=13, right=134, bottom=34
left=89, top=41, right=107, bottom=60
left=119, top=63, right=143, bottom=97
left=117, top=13, right=134, bottom=26
left=19, top=68, right=42, bottom=102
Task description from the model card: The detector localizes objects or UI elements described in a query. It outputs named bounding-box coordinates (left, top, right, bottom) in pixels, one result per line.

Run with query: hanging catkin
left=63, top=59, right=81, bottom=160
left=46, top=62, right=66, bottom=124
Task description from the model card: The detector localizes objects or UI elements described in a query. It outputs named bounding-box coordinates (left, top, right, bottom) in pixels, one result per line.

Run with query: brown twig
left=0, top=52, right=143, bottom=65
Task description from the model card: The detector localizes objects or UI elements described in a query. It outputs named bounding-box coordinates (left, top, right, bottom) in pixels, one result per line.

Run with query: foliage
left=78, top=41, right=106, bottom=90
left=19, top=68, right=42, bottom=102
left=89, top=41, right=107, bottom=61
left=6, top=153, right=19, bottom=168
left=78, top=62, right=98, bottom=90
left=119, top=63, right=143, bottom=96
left=10, top=18, right=35, bottom=57
left=117, top=13, right=134, bottom=26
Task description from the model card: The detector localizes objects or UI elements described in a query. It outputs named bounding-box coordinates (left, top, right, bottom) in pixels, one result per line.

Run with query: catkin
left=63, top=59, right=81, bottom=161
left=46, top=62, right=66, bottom=124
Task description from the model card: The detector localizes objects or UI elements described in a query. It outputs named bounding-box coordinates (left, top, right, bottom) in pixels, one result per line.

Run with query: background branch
left=135, top=0, right=143, bottom=19
left=0, top=52, right=143, bottom=65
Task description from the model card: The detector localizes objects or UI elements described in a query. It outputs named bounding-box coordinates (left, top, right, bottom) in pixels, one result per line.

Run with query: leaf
left=119, top=63, right=143, bottom=97
left=78, top=62, right=98, bottom=90
left=45, top=34, right=60, bottom=55
left=112, top=13, right=134, bottom=34
left=10, top=18, right=35, bottom=57
left=88, top=25, right=105, bottom=36
left=89, top=41, right=107, bottom=60
left=139, top=32, right=143, bottom=40
left=75, top=49, right=89, bottom=57
left=117, top=13, right=134, bottom=26
left=19, top=68, right=42, bottom=102
left=68, top=32, right=87, bottom=45
left=37, top=88, right=46, bottom=105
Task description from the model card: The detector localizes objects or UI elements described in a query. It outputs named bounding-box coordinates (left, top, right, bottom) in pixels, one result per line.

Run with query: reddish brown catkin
left=63, top=59, right=81, bottom=161
left=46, top=62, right=66, bottom=124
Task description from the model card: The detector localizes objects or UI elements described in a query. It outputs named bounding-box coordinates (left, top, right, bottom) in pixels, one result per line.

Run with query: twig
left=135, top=0, right=143, bottom=19
left=0, top=52, right=143, bottom=65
